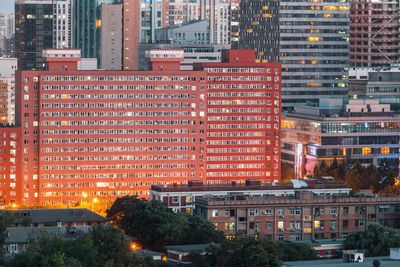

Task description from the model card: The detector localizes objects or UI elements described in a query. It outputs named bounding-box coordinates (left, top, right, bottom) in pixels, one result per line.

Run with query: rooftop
left=5, top=226, right=91, bottom=244
left=1, top=208, right=107, bottom=225
left=196, top=192, right=400, bottom=207
left=151, top=179, right=350, bottom=193
left=166, top=243, right=212, bottom=254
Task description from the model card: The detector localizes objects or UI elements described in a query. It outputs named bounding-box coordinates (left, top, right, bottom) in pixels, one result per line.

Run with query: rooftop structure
left=151, top=179, right=351, bottom=214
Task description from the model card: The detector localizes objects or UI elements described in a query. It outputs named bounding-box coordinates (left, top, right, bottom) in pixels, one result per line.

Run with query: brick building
left=150, top=179, right=351, bottom=214
left=0, top=48, right=281, bottom=207
left=195, top=191, right=400, bottom=241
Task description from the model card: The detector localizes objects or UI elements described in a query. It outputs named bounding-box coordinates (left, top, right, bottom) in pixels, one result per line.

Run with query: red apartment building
left=195, top=191, right=400, bottom=241
left=350, top=0, right=400, bottom=67
left=1, top=48, right=281, bottom=207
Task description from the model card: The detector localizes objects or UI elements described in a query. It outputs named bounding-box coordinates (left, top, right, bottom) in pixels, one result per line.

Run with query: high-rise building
left=121, top=0, right=165, bottom=70
left=238, top=0, right=279, bottom=62
left=350, top=0, right=400, bottom=67
left=209, top=0, right=231, bottom=45
left=5, top=14, right=15, bottom=39
left=1, top=48, right=281, bottom=207
left=99, top=3, right=122, bottom=70
left=195, top=50, right=281, bottom=182
left=72, top=0, right=114, bottom=59
left=167, top=0, right=201, bottom=26
left=0, top=14, right=6, bottom=55
left=238, top=0, right=350, bottom=110
left=15, top=0, right=72, bottom=70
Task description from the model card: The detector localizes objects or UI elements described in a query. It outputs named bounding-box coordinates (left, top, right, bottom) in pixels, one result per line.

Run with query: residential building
left=0, top=58, right=18, bottom=124
left=5, top=14, right=15, bottom=39
left=238, top=0, right=349, bottom=110
left=2, top=48, right=280, bottom=207
left=150, top=179, right=351, bottom=214
left=209, top=0, right=230, bottom=45
left=195, top=191, right=400, bottom=241
left=2, top=208, right=107, bottom=227
left=15, top=0, right=72, bottom=70
left=4, top=226, right=91, bottom=256
left=166, top=0, right=201, bottom=26
left=350, top=0, right=400, bottom=67
left=99, top=3, right=122, bottom=70
left=195, top=50, right=281, bottom=183
left=281, top=98, right=400, bottom=178
left=122, top=0, right=140, bottom=70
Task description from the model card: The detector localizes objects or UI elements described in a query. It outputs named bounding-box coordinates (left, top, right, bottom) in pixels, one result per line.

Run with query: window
left=277, top=209, right=284, bottom=216
left=278, top=235, right=284, bottom=241
left=212, top=210, right=219, bottom=217
left=331, top=207, right=337, bottom=215
left=172, top=196, right=179, bottom=203
left=265, top=208, right=273, bottom=215
left=10, top=244, right=17, bottom=253
left=278, top=221, right=284, bottom=229
left=266, top=222, right=272, bottom=229
left=249, top=209, right=259, bottom=216
left=224, top=210, right=230, bottom=217
left=359, top=220, right=365, bottom=227
left=290, top=208, right=301, bottom=215
left=225, top=222, right=235, bottom=230
left=343, top=207, right=349, bottom=215
left=330, top=220, right=337, bottom=230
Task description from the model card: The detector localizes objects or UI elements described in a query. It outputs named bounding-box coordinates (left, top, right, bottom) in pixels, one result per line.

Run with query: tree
left=106, top=196, right=224, bottom=251
left=277, top=242, right=316, bottom=261
left=344, top=224, right=400, bottom=256
left=281, top=163, right=295, bottom=182
left=5, top=225, right=148, bottom=267
left=190, top=237, right=282, bottom=267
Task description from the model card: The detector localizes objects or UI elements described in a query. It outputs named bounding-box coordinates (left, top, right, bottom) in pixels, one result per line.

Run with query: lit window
left=362, top=147, right=371, bottom=155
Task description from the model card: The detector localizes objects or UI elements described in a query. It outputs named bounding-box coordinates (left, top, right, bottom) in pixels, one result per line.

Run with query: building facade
left=237, top=0, right=349, bottom=110
left=195, top=191, right=400, bottom=241
left=281, top=99, right=400, bottom=178
left=2, top=48, right=281, bottom=207
left=150, top=179, right=351, bottom=214
left=350, top=0, right=400, bottom=67
left=0, top=58, right=18, bottom=125
left=15, top=0, right=72, bottom=70
left=195, top=50, right=281, bottom=183
left=99, top=3, right=122, bottom=70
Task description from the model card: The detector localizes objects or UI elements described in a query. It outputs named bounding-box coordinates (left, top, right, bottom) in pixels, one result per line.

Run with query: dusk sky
left=0, top=0, right=14, bottom=14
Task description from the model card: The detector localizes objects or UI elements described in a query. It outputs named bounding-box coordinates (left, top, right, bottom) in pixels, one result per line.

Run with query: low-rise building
left=1, top=208, right=108, bottom=227
left=166, top=243, right=211, bottom=265
left=195, top=191, right=400, bottom=241
left=281, top=98, right=400, bottom=178
left=4, top=226, right=91, bottom=256
left=150, top=179, right=351, bottom=214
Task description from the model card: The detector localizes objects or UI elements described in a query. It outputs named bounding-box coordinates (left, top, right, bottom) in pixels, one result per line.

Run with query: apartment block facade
left=350, top=0, right=400, bottom=67
left=150, top=179, right=351, bottom=214
left=1, top=48, right=281, bottom=207
left=195, top=191, right=400, bottom=241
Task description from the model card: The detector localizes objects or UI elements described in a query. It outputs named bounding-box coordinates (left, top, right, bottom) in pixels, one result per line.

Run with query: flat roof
left=283, top=257, right=398, bottom=267
left=151, top=180, right=350, bottom=193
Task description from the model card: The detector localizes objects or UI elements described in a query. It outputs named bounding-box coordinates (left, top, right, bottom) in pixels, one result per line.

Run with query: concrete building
left=15, top=0, right=72, bottom=70
left=350, top=0, right=400, bottom=67
left=138, top=44, right=229, bottom=70
left=122, top=0, right=140, bottom=70
left=166, top=0, right=201, bottom=26
left=99, top=3, right=122, bottom=70
left=195, top=191, right=400, bottom=241
left=5, top=14, right=15, bottom=39
left=156, top=20, right=210, bottom=45
left=150, top=179, right=351, bottom=214
left=0, top=48, right=281, bottom=207
left=281, top=98, right=400, bottom=178
left=349, top=64, right=400, bottom=111
left=209, top=0, right=230, bottom=45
